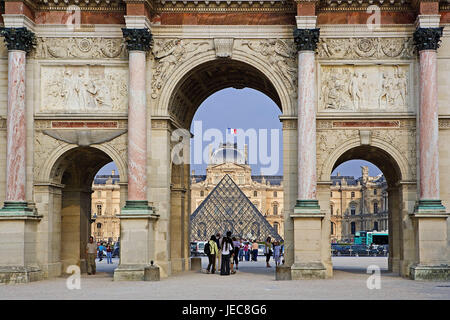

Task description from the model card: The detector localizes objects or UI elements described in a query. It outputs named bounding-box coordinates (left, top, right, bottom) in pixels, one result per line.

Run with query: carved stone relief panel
left=32, top=37, right=126, bottom=60
left=317, top=37, right=415, bottom=60
left=319, top=64, right=411, bottom=112
left=40, top=65, right=128, bottom=114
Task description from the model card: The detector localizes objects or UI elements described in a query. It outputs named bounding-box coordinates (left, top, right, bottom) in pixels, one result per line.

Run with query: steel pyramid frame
left=190, top=174, right=282, bottom=242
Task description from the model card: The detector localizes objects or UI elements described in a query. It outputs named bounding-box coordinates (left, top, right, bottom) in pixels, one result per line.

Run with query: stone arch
left=155, top=48, right=294, bottom=126
left=41, top=143, right=127, bottom=184
left=320, top=136, right=410, bottom=186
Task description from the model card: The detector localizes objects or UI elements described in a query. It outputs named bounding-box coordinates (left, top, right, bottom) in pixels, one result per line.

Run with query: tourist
left=106, top=244, right=113, bottom=264
left=243, top=241, right=250, bottom=261
left=251, top=240, right=259, bottom=261
left=97, top=242, right=104, bottom=262
left=215, top=233, right=222, bottom=272
left=264, top=236, right=272, bottom=268
left=206, top=235, right=218, bottom=274
left=273, top=241, right=281, bottom=267
left=220, top=231, right=233, bottom=276
left=86, top=236, right=97, bottom=275
left=238, top=239, right=244, bottom=262
left=231, top=237, right=240, bottom=272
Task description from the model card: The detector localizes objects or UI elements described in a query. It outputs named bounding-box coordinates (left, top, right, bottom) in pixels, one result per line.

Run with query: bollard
left=144, top=261, right=160, bottom=281
left=190, top=257, right=202, bottom=271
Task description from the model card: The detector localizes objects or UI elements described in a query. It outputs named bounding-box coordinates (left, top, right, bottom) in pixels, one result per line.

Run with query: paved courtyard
left=0, top=257, right=449, bottom=300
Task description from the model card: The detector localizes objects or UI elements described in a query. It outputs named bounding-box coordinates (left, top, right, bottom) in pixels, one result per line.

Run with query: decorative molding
left=214, top=38, right=234, bottom=58
left=34, top=0, right=126, bottom=12
left=151, top=119, right=170, bottom=129
left=155, top=0, right=296, bottom=13
left=294, top=28, right=320, bottom=52
left=317, top=37, right=415, bottom=59
left=439, top=119, right=450, bottom=129
left=282, top=119, right=298, bottom=129
left=122, top=28, right=152, bottom=52
left=31, top=37, right=126, bottom=59
left=0, top=27, right=35, bottom=53
left=413, top=27, right=444, bottom=51
left=42, top=129, right=127, bottom=147
left=317, top=0, right=413, bottom=11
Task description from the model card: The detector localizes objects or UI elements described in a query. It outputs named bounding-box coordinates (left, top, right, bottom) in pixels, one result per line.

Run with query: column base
left=190, top=257, right=202, bottom=271
left=291, top=262, right=327, bottom=280
left=0, top=201, right=34, bottom=216
left=275, top=264, right=292, bottom=280
left=294, top=200, right=322, bottom=215
left=409, top=264, right=450, bottom=281
left=119, top=200, right=155, bottom=216
left=413, top=199, right=446, bottom=216
left=0, top=265, right=44, bottom=284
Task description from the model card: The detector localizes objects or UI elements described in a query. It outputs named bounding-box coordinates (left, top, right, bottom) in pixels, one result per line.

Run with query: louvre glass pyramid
left=190, top=174, right=282, bottom=242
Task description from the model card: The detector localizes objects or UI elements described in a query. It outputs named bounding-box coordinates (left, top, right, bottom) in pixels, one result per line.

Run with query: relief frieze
left=32, top=37, right=126, bottom=59
left=318, top=37, right=415, bottom=60
left=319, top=64, right=410, bottom=112
left=40, top=65, right=128, bottom=113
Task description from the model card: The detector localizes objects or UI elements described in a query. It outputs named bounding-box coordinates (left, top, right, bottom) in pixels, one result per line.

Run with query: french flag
left=227, top=128, right=237, bottom=135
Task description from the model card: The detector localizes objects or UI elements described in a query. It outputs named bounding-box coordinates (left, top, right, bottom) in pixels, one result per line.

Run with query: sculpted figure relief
left=151, top=39, right=212, bottom=99
left=241, top=39, right=297, bottom=92
left=41, top=66, right=127, bottom=113
left=320, top=65, right=409, bottom=112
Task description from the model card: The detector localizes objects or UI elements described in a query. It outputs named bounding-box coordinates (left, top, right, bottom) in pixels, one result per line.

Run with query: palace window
left=330, top=191, right=333, bottom=197
left=274, top=191, right=277, bottom=197
left=273, top=222, right=279, bottom=234
left=374, top=202, right=378, bottom=214
left=350, top=204, right=356, bottom=216
left=97, top=223, right=102, bottom=229
left=374, top=189, right=377, bottom=195
left=351, top=191, right=355, bottom=198
left=200, top=190, right=204, bottom=197
left=97, top=204, right=102, bottom=216
left=273, top=203, right=278, bottom=215
left=254, top=191, right=257, bottom=197
left=330, top=205, right=334, bottom=215
left=374, top=221, right=379, bottom=231
left=331, top=222, right=335, bottom=235
left=351, top=222, right=356, bottom=235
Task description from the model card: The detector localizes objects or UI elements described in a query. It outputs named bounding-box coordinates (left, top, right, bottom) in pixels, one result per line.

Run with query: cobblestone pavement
left=0, top=257, right=449, bottom=300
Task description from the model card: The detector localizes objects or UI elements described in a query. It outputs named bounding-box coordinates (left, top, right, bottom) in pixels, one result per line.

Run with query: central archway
left=163, top=57, right=290, bottom=275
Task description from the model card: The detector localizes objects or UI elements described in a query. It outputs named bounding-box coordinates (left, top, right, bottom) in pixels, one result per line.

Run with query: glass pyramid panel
left=190, top=174, right=282, bottom=242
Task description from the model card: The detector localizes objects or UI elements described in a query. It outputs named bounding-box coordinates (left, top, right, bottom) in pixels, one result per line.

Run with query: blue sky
left=98, top=88, right=381, bottom=178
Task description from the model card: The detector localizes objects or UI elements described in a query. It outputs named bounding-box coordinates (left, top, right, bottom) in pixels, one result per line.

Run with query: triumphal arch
left=0, top=0, right=449, bottom=283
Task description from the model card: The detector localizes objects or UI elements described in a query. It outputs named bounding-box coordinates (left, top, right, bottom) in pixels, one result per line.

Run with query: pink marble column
left=127, top=50, right=147, bottom=201
left=5, top=50, right=27, bottom=202
left=418, top=50, right=440, bottom=200
left=297, top=51, right=317, bottom=201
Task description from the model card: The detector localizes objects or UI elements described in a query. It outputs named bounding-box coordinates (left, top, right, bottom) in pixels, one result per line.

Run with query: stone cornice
left=33, top=0, right=126, bottom=11
left=155, top=0, right=296, bottom=13
left=317, top=0, right=414, bottom=11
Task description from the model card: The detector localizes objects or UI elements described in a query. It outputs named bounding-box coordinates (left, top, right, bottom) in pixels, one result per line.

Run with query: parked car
left=190, top=241, right=208, bottom=256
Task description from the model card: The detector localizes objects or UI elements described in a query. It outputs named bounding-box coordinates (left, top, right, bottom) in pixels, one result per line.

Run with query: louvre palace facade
left=0, top=0, right=449, bottom=283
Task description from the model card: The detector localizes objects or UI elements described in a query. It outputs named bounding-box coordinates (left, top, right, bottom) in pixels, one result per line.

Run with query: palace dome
left=211, top=143, right=245, bottom=165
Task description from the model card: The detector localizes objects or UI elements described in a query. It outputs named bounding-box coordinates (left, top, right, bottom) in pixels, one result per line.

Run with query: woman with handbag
left=264, top=236, right=272, bottom=268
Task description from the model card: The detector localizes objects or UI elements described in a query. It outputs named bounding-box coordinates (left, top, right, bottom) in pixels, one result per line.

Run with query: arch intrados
left=169, top=59, right=282, bottom=126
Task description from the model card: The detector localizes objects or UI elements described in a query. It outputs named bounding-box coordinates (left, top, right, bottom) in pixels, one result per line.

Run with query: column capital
left=293, top=28, right=320, bottom=52
left=122, top=28, right=152, bottom=52
left=413, top=27, right=444, bottom=52
left=0, top=27, right=35, bottom=53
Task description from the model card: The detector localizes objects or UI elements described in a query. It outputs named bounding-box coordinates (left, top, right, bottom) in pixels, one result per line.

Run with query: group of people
left=85, top=236, right=115, bottom=275
left=204, top=232, right=284, bottom=276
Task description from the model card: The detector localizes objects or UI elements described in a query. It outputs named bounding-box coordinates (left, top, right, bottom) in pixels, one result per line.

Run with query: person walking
left=97, top=242, right=104, bottom=262
left=251, top=241, right=259, bottom=262
left=238, top=239, right=244, bottom=262
left=215, top=233, right=222, bottom=273
left=264, top=237, right=272, bottom=267
left=273, top=241, right=281, bottom=267
left=86, top=236, right=97, bottom=275
left=106, top=244, right=113, bottom=264
left=206, top=235, right=218, bottom=274
left=220, top=231, right=233, bottom=276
